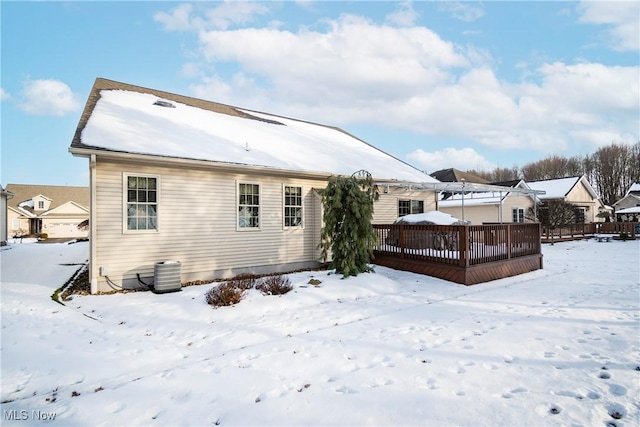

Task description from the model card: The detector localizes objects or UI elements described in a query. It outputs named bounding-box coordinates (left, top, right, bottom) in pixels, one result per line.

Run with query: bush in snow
left=228, top=273, right=258, bottom=290
left=256, top=274, right=292, bottom=295
left=205, top=282, right=246, bottom=307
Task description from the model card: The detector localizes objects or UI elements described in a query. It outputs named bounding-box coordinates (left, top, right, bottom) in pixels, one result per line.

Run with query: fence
left=541, top=222, right=639, bottom=241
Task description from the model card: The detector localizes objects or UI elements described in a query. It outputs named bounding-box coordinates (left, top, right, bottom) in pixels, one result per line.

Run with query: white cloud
left=438, top=2, right=484, bottom=22
left=205, top=1, right=269, bottom=30
left=0, top=88, right=10, bottom=101
left=408, top=147, right=497, bottom=173
left=196, top=14, right=468, bottom=111
left=385, top=1, right=419, bottom=27
left=577, top=0, right=640, bottom=51
left=159, top=6, right=638, bottom=162
left=154, top=4, right=200, bottom=32
left=18, top=79, right=80, bottom=116
left=154, top=2, right=269, bottom=32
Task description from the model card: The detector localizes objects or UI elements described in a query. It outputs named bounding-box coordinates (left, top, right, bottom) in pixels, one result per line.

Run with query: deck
left=372, top=223, right=543, bottom=286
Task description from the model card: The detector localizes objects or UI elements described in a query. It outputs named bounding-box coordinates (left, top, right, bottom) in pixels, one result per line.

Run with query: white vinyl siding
left=372, top=188, right=437, bottom=224
left=124, top=174, right=158, bottom=232
left=284, top=185, right=303, bottom=228
left=92, top=160, right=326, bottom=291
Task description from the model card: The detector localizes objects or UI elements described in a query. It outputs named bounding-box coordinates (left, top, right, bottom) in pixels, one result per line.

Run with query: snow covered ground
left=1, top=238, right=639, bottom=426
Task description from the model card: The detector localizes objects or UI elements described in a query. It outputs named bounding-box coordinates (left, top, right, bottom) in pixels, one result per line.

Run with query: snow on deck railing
left=372, top=223, right=541, bottom=267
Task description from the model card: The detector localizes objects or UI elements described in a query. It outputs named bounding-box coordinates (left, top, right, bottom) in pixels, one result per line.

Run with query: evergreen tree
left=319, top=170, right=379, bottom=277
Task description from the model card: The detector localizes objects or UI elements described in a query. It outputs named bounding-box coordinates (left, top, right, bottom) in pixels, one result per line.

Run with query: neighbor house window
left=512, top=208, right=525, bottom=223
left=284, top=185, right=303, bottom=227
left=38, top=201, right=44, bottom=209
left=398, top=199, right=424, bottom=217
left=125, top=175, right=158, bottom=231
left=238, top=183, right=260, bottom=229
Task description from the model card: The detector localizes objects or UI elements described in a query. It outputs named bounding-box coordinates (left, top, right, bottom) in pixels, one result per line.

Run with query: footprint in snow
left=608, top=384, right=627, bottom=396
left=105, top=401, right=126, bottom=413
left=334, top=385, right=357, bottom=395
left=606, top=403, right=627, bottom=421
left=599, top=371, right=611, bottom=380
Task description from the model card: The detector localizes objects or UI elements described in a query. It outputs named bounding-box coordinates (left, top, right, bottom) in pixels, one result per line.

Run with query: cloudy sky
left=2, top=1, right=638, bottom=186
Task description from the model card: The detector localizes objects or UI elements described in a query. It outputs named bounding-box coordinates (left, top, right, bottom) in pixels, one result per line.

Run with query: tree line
left=468, top=142, right=640, bottom=205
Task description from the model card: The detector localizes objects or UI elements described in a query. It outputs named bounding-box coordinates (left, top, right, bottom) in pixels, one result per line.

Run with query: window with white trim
left=238, top=183, right=260, bottom=229
left=398, top=199, right=424, bottom=217
left=512, top=207, right=525, bottom=223
left=125, top=175, right=158, bottom=231
left=284, top=185, right=303, bottom=227
left=38, top=201, right=44, bottom=209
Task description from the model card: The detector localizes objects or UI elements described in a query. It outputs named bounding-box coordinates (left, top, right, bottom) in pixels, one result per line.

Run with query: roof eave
left=70, top=146, right=416, bottom=182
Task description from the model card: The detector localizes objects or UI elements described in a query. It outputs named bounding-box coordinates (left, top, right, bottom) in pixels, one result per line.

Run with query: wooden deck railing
left=373, top=223, right=542, bottom=268
left=541, top=222, right=639, bottom=240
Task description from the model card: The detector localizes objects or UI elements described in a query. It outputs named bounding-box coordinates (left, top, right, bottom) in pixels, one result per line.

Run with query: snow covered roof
left=5, top=184, right=89, bottom=211
left=71, top=78, right=438, bottom=184
left=625, top=182, right=640, bottom=196
left=438, top=180, right=532, bottom=207
left=616, top=206, right=640, bottom=214
left=527, top=176, right=598, bottom=200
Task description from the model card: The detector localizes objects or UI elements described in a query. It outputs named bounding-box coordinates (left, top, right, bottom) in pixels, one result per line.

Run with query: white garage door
left=46, top=222, right=88, bottom=238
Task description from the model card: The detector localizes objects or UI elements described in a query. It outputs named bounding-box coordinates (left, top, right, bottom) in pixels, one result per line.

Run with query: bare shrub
left=228, top=273, right=258, bottom=290
left=205, top=282, right=246, bottom=307
left=256, top=274, right=293, bottom=295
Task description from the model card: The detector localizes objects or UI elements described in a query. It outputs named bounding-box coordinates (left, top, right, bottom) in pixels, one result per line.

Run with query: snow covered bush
left=205, top=282, right=246, bottom=307
left=228, top=273, right=258, bottom=290
left=256, top=274, right=292, bottom=295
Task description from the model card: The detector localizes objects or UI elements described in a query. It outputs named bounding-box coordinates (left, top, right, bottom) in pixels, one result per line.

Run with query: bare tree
left=534, top=200, right=577, bottom=244
left=590, top=143, right=632, bottom=205
left=466, top=166, right=520, bottom=182
left=522, top=155, right=584, bottom=181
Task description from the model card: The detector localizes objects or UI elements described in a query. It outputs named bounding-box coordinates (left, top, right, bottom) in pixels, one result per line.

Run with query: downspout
left=499, top=191, right=503, bottom=223
left=89, top=154, right=98, bottom=294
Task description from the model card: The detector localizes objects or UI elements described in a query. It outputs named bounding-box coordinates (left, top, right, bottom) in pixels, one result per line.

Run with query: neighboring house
left=69, top=78, right=440, bottom=293
left=527, top=176, right=604, bottom=223
left=429, top=168, right=489, bottom=184
left=1, top=185, right=14, bottom=245
left=437, top=179, right=537, bottom=225
left=612, top=182, right=640, bottom=221
left=5, top=184, right=89, bottom=239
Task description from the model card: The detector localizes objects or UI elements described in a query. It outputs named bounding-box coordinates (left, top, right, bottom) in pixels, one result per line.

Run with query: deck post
left=459, top=225, right=470, bottom=267
left=400, top=224, right=405, bottom=258
left=506, top=224, right=512, bottom=259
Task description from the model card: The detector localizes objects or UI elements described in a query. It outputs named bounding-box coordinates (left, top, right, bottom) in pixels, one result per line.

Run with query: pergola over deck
left=376, top=180, right=547, bottom=223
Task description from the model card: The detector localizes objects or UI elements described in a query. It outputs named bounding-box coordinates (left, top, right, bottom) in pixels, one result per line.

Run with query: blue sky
left=2, top=1, right=638, bottom=187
